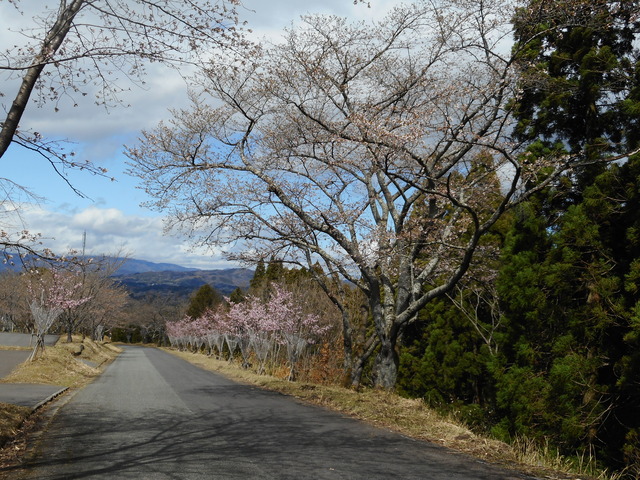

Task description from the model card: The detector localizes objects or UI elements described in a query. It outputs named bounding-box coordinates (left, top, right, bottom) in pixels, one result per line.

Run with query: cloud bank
left=17, top=204, right=232, bottom=270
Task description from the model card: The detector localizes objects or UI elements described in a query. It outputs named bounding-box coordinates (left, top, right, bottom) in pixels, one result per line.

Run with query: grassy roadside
left=0, top=338, right=120, bottom=465
left=165, top=348, right=613, bottom=480
left=1, top=339, right=120, bottom=387
left=0, top=404, right=30, bottom=449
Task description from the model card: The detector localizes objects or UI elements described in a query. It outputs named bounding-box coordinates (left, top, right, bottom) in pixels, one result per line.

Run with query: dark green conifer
left=185, top=284, right=223, bottom=319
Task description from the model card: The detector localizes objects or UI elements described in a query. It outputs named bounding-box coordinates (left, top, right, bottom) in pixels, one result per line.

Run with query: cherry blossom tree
left=129, top=0, right=640, bottom=389
left=226, top=300, right=253, bottom=367
left=26, top=269, right=90, bottom=360
left=266, top=284, right=328, bottom=380
left=167, top=282, right=332, bottom=378
left=199, top=306, right=228, bottom=358
left=166, top=317, right=189, bottom=350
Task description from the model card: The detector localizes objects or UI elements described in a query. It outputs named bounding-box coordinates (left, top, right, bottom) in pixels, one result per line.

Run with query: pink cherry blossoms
left=166, top=283, right=331, bottom=379
left=26, top=269, right=91, bottom=361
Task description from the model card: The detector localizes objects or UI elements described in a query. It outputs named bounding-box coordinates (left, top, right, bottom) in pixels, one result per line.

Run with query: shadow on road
left=1, top=346, right=529, bottom=480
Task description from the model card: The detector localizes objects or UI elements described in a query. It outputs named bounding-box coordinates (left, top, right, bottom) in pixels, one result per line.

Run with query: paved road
left=0, top=333, right=59, bottom=348
left=0, top=350, right=30, bottom=378
left=4, top=346, right=533, bottom=480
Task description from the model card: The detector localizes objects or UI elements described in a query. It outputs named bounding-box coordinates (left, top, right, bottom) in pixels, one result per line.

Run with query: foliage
left=398, top=295, right=495, bottom=421
left=493, top=157, right=640, bottom=474
left=397, top=157, right=640, bottom=475
left=185, top=284, right=224, bottom=319
left=477, top=2, right=640, bottom=475
left=512, top=0, right=640, bottom=159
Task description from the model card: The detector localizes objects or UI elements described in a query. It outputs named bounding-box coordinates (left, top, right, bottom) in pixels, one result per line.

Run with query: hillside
left=0, top=254, right=254, bottom=299
left=114, top=268, right=254, bottom=299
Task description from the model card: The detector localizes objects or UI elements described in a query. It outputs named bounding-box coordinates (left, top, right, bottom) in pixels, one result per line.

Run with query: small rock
left=71, top=344, right=84, bottom=356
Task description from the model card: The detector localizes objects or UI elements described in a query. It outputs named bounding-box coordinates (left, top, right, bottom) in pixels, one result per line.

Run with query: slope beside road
left=3, top=345, right=537, bottom=480
left=0, top=334, right=66, bottom=409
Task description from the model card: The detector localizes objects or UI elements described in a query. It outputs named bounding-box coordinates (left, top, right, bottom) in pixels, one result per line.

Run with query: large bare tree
left=0, top=0, right=246, bottom=257
left=127, top=0, right=628, bottom=388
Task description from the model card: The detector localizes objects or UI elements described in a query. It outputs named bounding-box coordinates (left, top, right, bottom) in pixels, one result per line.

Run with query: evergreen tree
left=264, top=260, right=285, bottom=283
left=397, top=2, right=640, bottom=472
left=249, top=260, right=266, bottom=290
left=493, top=2, right=640, bottom=472
left=228, top=287, right=245, bottom=304
left=496, top=158, right=640, bottom=472
left=512, top=0, right=640, bottom=159
left=398, top=295, right=495, bottom=429
left=185, top=284, right=223, bottom=319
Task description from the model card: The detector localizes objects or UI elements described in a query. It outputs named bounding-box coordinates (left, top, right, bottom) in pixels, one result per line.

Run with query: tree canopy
left=126, top=0, right=615, bottom=388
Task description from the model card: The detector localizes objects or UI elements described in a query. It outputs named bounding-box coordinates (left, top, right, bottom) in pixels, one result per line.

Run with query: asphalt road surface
left=5, top=346, right=534, bottom=480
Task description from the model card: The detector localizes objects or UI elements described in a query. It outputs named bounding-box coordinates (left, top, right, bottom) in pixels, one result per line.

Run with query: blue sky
left=1, top=0, right=397, bottom=269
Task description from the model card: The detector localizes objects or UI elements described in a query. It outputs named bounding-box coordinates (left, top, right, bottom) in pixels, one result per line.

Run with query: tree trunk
left=372, top=340, right=399, bottom=389
left=369, top=284, right=400, bottom=389
left=27, top=334, right=46, bottom=361
left=341, top=328, right=379, bottom=389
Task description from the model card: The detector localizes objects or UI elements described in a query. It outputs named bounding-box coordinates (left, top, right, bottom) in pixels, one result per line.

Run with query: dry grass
left=165, top=349, right=584, bottom=480
left=0, top=404, right=31, bottom=448
left=1, top=337, right=120, bottom=388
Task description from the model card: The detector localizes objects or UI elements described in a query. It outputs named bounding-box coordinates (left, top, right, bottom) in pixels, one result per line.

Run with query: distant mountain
left=0, top=254, right=254, bottom=299
left=0, top=254, right=197, bottom=275
left=112, top=258, right=200, bottom=275
left=113, top=268, right=254, bottom=299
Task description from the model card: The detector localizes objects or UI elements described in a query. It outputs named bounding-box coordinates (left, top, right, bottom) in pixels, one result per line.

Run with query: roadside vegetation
left=0, top=338, right=120, bottom=387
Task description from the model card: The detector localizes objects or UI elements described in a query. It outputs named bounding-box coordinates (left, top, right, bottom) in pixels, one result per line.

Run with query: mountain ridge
left=114, top=267, right=254, bottom=298
left=0, top=254, right=200, bottom=275
left=0, top=254, right=253, bottom=298
left=110, top=257, right=201, bottom=275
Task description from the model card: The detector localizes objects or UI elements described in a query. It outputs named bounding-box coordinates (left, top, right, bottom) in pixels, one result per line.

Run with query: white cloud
left=2, top=0, right=403, bottom=148
left=1, top=0, right=406, bottom=269
left=15, top=204, right=234, bottom=270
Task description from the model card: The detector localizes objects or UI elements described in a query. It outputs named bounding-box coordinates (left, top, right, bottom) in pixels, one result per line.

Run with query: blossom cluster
left=27, top=270, right=91, bottom=333
left=25, top=268, right=91, bottom=361
left=166, top=284, right=330, bottom=376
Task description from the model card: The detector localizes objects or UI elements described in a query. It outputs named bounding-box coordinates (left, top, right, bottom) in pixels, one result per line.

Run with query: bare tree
left=0, top=0, right=246, bottom=176
left=0, top=271, right=29, bottom=332
left=127, top=0, right=634, bottom=388
left=57, top=256, right=129, bottom=342
left=118, top=293, right=184, bottom=345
